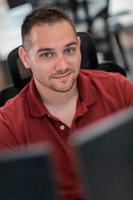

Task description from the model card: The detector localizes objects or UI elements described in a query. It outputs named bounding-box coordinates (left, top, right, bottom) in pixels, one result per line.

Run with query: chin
left=52, top=83, right=74, bottom=93
left=50, top=76, right=76, bottom=92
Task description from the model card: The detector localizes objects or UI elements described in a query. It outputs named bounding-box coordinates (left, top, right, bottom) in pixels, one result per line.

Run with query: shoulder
left=79, top=69, right=133, bottom=86
left=0, top=88, right=29, bottom=150
left=0, top=84, right=29, bottom=121
left=79, top=69, right=133, bottom=106
left=80, top=69, right=125, bottom=79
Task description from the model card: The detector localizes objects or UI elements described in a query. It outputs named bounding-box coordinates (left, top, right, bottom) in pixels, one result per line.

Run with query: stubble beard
left=49, top=75, right=76, bottom=93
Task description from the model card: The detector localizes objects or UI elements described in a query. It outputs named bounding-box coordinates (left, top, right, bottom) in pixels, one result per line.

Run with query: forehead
left=28, top=21, right=77, bottom=49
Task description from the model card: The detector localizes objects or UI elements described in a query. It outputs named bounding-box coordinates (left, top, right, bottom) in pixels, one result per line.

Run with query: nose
left=55, top=53, right=68, bottom=72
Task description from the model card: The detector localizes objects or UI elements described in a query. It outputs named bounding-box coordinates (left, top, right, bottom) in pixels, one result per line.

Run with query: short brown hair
left=21, top=5, right=76, bottom=47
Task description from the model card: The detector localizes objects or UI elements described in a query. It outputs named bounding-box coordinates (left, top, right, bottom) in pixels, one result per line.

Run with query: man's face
left=20, top=21, right=81, bottom=93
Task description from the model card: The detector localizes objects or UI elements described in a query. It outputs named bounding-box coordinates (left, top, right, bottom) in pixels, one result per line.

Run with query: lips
left=52, top=72, right=72, bottom=79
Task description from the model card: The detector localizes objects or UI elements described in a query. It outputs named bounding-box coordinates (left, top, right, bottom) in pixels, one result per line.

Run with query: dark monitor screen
left=0, top=144, right=58, bottom=200
left=7, top=0, right=27, bottom=8
left=72, top=108, right=133, bottom=200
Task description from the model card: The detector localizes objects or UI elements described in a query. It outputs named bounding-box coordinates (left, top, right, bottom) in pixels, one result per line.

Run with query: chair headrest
left=77, top=32, right=99, bottom=69
left=7, top=47, right=32, bottom=90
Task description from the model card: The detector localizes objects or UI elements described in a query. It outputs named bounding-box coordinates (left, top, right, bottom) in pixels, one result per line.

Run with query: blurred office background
left=0, top=0, right=133, bottom=91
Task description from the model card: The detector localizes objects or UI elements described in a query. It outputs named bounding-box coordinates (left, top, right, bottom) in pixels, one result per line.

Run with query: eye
left=64, top=47, right=76, bottom=55
left=40, top=52, right=54, bottom=59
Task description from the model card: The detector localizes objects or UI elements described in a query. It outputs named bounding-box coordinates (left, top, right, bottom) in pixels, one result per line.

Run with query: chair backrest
left=7, top=31, right=127, bottom=91
left=79, top=32, right=99, bottom=69
left=7, top=46, right=32, bottom=91
left=99, top=61, right=127, bottom=77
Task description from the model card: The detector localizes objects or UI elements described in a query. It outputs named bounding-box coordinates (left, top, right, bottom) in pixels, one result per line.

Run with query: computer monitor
left=71, top=107, right=133, bottom=200
left=0, top=143, right=58, bottom=200
left=7, top=0, right=27, bottom=9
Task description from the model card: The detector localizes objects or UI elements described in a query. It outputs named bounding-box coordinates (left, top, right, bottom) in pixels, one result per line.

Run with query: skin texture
left=19, top=21, right=81, bottom=95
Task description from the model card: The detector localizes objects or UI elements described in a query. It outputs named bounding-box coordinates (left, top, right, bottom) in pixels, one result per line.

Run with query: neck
left=35, top=80, right=78, bottom=107
left=35, top=80, right=78, bottom=127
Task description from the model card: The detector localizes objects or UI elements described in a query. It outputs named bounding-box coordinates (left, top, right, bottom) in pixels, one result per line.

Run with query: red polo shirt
left=0, top=70, right=133, bottom=200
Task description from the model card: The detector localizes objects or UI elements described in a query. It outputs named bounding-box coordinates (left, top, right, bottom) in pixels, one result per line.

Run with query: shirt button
left=60, top=125, right=65, bottom=130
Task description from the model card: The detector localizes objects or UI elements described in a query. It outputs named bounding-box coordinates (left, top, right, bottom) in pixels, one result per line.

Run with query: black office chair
left=0, top=32, right=126, bottom=106
left=7, top=47, right=32, bottom=91
left=99, top=61, right=127, bottom=77
left=79, top=32, right=126, bottom=76
left=0, top=48, right=32, bottom=107
left=79, top=32, right=99, bottom=69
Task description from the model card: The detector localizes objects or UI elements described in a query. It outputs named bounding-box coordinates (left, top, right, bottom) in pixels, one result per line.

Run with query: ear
left=18, top=46, right=30, bottom=69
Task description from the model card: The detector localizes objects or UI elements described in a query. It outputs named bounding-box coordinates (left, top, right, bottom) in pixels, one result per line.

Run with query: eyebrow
left=36, top=42, right=78, bottom=54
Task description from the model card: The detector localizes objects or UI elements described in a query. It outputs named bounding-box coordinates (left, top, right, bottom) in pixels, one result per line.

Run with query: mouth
left=52, top=72, right=72, bottom=79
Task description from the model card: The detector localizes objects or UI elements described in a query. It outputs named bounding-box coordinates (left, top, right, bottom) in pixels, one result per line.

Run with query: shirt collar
left=27, top=79, right=48, bottom=118
left=27, top=70, right=98, bottom=118
left=77, top=70, right=98, bottom=107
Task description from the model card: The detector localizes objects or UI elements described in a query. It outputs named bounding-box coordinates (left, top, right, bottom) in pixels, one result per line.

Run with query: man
left=0, top=5, right=133, bottom=200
